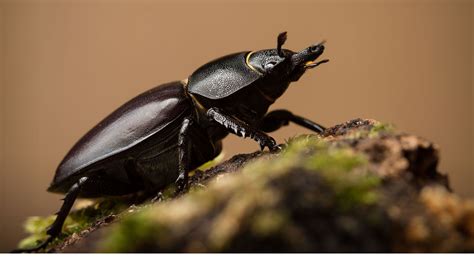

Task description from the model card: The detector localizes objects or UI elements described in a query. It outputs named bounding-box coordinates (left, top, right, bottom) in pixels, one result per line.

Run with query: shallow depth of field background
left=0, top=0, right=472, bottom=251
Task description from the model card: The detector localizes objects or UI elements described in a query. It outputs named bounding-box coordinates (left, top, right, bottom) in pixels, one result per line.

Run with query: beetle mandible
left=17, top=32, right=328, bottom=252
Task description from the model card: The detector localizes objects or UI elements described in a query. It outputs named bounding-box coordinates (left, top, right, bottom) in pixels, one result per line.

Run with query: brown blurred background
left=0, top=0, right=472, bottom=252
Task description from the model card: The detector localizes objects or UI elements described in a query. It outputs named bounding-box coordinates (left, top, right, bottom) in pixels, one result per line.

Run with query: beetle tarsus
left=10, top=236, right=53, bottom=253
left=253, top=131, right=278, bottom=151
left=11, top=177, right=89, bottom=253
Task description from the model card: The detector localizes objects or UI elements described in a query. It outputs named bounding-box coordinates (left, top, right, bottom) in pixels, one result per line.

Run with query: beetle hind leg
left=260, top=109, right=326, bottom=133
left=11, top=177, right=89, bottom=253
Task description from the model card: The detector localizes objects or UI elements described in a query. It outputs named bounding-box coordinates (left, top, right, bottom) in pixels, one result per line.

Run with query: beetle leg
left=260, top=109, right=326, bottom=133
left=175, top=116, right=193, bottom=193
left=207, top=107, right=279, bottom=151
left=11, top=176, right=89, bottom=253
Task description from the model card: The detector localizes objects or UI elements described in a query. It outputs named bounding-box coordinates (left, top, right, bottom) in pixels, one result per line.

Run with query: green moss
left=341, top=121, right=394, bottom=140
left=282, top=135, right=380, bottom=211
left=17, top=199, right=128, bottom=250
left=17, top=216, right=56, bottom=249
left=251, top=210, right=288, bottom=237
left=369, top=122, right=394, bottom=137
left=330, top=176, right=380, bottom=211
left=101, top=185, right=226, bottom=252
left=294, top=136, right=380, bottom=211
left=195, top=152, right=225, bottom=172
left=100, top=208, right=157, bottom=252
left=305, top=148, right=365, bottom=174
left=284, top=134, right=326, bottom=150
left=232, top=135, right=381, bottom=213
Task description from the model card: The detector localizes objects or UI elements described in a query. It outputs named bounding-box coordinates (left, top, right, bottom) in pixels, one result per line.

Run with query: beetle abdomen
left=133, top=120, right=223, bottom=189
left=50, top=81, right=191, bottom=190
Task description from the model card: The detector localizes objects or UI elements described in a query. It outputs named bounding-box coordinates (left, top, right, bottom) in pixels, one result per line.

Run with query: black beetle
left=16, top=32, right=328, bottom=252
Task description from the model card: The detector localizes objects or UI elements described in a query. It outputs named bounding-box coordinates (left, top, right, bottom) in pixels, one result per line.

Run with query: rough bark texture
left=17, top=119, right=474, bottom=252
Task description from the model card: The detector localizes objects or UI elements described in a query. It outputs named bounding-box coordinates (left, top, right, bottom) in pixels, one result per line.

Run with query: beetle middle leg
left=175, top=116, right=193, bottom=192
left=206, top=107, right=279, bottom=151
left=12, top=176, right=89, bottom=253
left=259, top=109, right=326, bottom=133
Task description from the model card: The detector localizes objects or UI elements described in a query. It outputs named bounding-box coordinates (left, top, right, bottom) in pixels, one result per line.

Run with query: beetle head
left=246, top=32, right=328, bottom=82
left=289, top=40, right=328, bottom=82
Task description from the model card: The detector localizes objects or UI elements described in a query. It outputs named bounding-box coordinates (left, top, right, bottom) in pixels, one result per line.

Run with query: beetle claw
left=276, top=143, right=287, bottom=150
left=151, top=192, right=163, bottom=203
left=174, top=174, right=189, bottom=196
left=271, top=144, right=283, bottom=152
left=256, top=135, right=278, bottom=151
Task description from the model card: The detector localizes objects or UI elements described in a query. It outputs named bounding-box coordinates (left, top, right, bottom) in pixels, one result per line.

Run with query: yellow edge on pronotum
left=245, top=51, right=263, bottom=75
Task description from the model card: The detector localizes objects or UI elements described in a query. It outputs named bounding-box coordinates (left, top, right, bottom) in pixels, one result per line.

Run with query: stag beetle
left=16, top=32, right=328, bottom=252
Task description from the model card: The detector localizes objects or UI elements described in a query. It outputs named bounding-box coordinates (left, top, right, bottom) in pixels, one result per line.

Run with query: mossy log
left=17, top=119, right=474, bottom=252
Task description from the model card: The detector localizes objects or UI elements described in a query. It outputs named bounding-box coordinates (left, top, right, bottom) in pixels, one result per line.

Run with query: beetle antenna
left=277, top=31, right=287, bottom=57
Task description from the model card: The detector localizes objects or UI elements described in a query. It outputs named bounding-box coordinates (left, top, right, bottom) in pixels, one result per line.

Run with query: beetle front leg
left=175, top=116, right=193, bottom=193
left=207, top=107, right=279, bottom=151
left=260, top=109, right=326, bottom=133
left=11, top=176, right=89, bottom=253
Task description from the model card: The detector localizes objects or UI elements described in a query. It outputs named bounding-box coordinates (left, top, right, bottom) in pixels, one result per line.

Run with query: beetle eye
left=264, top=61, right=277, bottom=70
